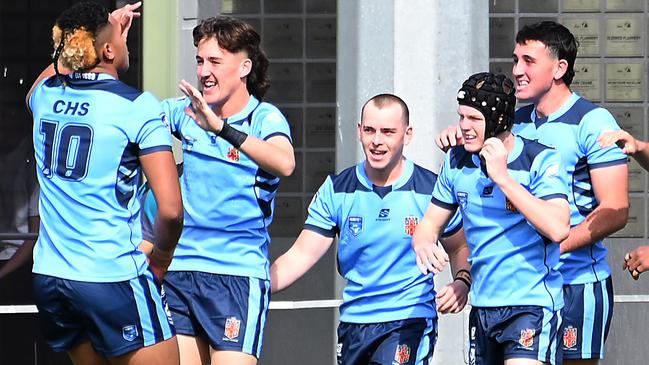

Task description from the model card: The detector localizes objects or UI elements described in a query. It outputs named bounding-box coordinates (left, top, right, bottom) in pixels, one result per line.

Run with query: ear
left=240, top=58, right=252, bottom=78
left=553, top=59, right=568, bottom=81
left=403, top=125, right=413, bottom=145
left=357, top=122, right=362, bottom=140
left=101, top=42, right=115, bottom=62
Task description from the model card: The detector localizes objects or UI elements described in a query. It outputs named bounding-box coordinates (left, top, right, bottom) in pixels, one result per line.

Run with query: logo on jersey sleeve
left=227, top=147, right=240, bottom=161
left=348, top=216, right=363, bottom=237
left=122, top=325, right=138, bottom=342
left=223, top=317, right=241, bottom=341
left=563, top=326, right=578, bottom=350
left=457, top=192, right=468, bottom=210
left=404, top=216, right=419, bottom=236
left=518, top=329, right=535, bottom=348
left=394, top=344, right=411, bottom=364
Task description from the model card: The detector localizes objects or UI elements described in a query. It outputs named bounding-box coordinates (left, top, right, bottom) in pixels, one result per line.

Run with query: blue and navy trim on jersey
left=513, top=93, right=627, bottom=284
left=304, top=160, right=462, bottom=323
left=161, top=95, right=291, bottom=280
left=432, top=136, right=567, bottom=310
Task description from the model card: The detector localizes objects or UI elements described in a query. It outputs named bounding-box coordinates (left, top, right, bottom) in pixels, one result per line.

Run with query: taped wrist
left=454, top=269, right=472, bottom=289
left=219, top=122, right=248, bottom=149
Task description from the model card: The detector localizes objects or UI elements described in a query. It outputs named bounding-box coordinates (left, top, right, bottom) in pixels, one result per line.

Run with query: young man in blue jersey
left=435, top=22, right=628, bottom=365
left=415, top=72, right=570, bottom=365
left=161, top=17, right=295, bottom=365
left=269, top=94, right=471, bottom=365
left=598, top=130, right=649, bottom=281
left=26, top=2, right=183, bottom=364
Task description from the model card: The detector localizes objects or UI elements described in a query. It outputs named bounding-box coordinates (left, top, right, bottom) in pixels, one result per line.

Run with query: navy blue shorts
left=336, top=318, right=437, bottom=365
left=33, top=271, right=175, bottom=357
left=468, top=306, right=562, bottom=365
left=561, top=276, right=613, bottom=360
left=164, top=271, right=270, bottom=357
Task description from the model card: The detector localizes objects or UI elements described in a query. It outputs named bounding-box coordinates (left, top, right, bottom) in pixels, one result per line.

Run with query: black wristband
left=454, top=276, right=471, bottom=289
left=219, top=122, right=248, bottom=149
left=455, top=269, right=471, bottom=278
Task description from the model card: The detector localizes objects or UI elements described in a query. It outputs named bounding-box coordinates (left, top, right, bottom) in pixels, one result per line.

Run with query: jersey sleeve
left=254, top=104, right=292, bottom=142
left=530, top=148, right=569, bottom=201
left=431, top=152, right=458, bottom=210
left=304, top=176, right=337, bottom=237
left=441, top=209, right=463, bottom=237
left=579, top=107, right=627, bottom=168
left=160, top=97, right=190, bottom=137
left=135, top=93, right=173, bottom=155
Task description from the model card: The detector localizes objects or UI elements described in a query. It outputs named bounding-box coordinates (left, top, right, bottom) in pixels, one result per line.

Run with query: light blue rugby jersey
left=513, top=93, right=627, bottom=284
left=432, top=136, right=567, bottom=311
left=30, top=73, right=172, bottom=282
left=161, top=95, right=291, bottom=280
left=305, top=159, right=462, bottom=324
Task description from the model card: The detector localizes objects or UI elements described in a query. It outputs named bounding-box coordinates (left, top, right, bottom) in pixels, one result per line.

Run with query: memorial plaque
left=220, top=0, right=260, bottom=14
left=605, top=63, right=643, bottom=102
left=612, top=197, right=645, bottom=237
left=562, top=17, right=600, bottom=56
left=605, top=0, right=644, bottom=11
left=490, top=0, right=515, bottom=13
left=605, top=18, right=643, bottom=57
left=490, top=18, right=515, bottom=58
left=279, top=153, right=303, bottom=193
left=263, top=18, right=303, bottom=58
left=609, top=107, right=644, bottom=138
left=628, top=159, right=646, bottom=193
left=306, top=108, right=336, bottom=148
left=306, top=18, right=336, bottom=58
left=572, top=62, right=601, bottom=101
left=280, top=107, right=303, bottom=148
left=306, top=152, right=335, bottom=192
left=266, top=63, right=303, bottom=103
left=563, top=0, right=601, bottom=12
left=265, top=0, right=302, bottom=14
left=307, top=0, right=336, bottom=14
left=269, top=197, right=303, bottom=238
left=306, top=63, right=336, bottom=103
left=519, top=0, right=558, bottom=12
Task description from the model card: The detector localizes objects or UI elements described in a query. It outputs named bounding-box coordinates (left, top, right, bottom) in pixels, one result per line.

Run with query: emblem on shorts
left=519, top=329, right=535, bottom=348
left=348, top=216, right=363, bottom=237
left=394, top=344, right=411, bottom=364
left=122, top=325, right=138, bottom=342
left=404, top=216, right=419, bottom=236
left=457, top=192, right=468, bottom=210
left=224, top=317, right=241, bottom=341
left=336, top=343, right=343, bottom=358
left=227, top=147, right=240, bottom=161
left=563, top=326, right=578, bottom=349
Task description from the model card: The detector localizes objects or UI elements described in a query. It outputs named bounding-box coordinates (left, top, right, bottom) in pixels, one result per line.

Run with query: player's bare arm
left=560, top=164, right=628, bottom=254
left=436, top=227, right=470, bottom=314
left=412, top=203, right=452, bottom=275
left=269, top=230, right=334, bottom=293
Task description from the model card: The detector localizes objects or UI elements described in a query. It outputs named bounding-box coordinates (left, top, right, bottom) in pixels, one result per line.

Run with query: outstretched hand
left=110, top=1, right=142, bottom=40
left=598, top=130, right=637, bottom=155
left=178, top=79, right=225, bottom=133
left=623, top=246, right=649, bottom=280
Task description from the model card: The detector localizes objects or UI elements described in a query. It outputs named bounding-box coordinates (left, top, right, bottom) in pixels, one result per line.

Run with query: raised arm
left=179, top=79, right=295, bottom=177
left=270, top=229, right=334, bottom=293
left=599, top=130, right=649, bottom=171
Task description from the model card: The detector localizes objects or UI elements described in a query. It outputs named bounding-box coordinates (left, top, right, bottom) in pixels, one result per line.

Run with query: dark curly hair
left=52, top=1, right=110, bottom=74
left=193, top=16, right=270, bottom=99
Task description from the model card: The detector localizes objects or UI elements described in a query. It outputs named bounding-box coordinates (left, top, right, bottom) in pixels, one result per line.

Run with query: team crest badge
left=519, top=329, right=535, bottom=348
left=122, top=325, right=138, bottom=342
left=348, top=216, right=363, bottom=237
left=394, top=344, right=411, bottom=364
left=457, top=192, right=468, bottom=210
left=563, top=326, right=578, bottom=349
left=404, top=216, right=419, bottom=236
left=227, top=147, right=240, bottom=161
left=224, top=317, right=241, bottom=341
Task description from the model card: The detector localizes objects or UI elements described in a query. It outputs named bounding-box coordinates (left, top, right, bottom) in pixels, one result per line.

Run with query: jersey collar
left=531, top=92, right=580, bottom=124
left=222, top=95, right=261, bottom=125
left=355, top=158, right=414, bottom=191
left=69, top=72, right=116, bottom=81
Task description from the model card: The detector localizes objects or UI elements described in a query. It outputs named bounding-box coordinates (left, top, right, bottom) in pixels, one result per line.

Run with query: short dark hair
left=515, top=21, right=578, bottom=86
left=361, top=94, right=410, bottom=126
left=193, top=16, right=270, bottom=99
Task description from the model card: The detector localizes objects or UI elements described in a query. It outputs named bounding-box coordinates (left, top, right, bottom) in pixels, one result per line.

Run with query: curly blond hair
left=52, top=25, right=100, bottom=71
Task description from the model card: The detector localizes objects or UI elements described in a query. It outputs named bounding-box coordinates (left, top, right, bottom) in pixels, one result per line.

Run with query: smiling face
left=512, top=40, right=561, bottom=103
left=195, top=37, right=251, bottom=106
left=358, top=101, right=412, bottom=177
left=457, top=104, right=486, bottom=153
